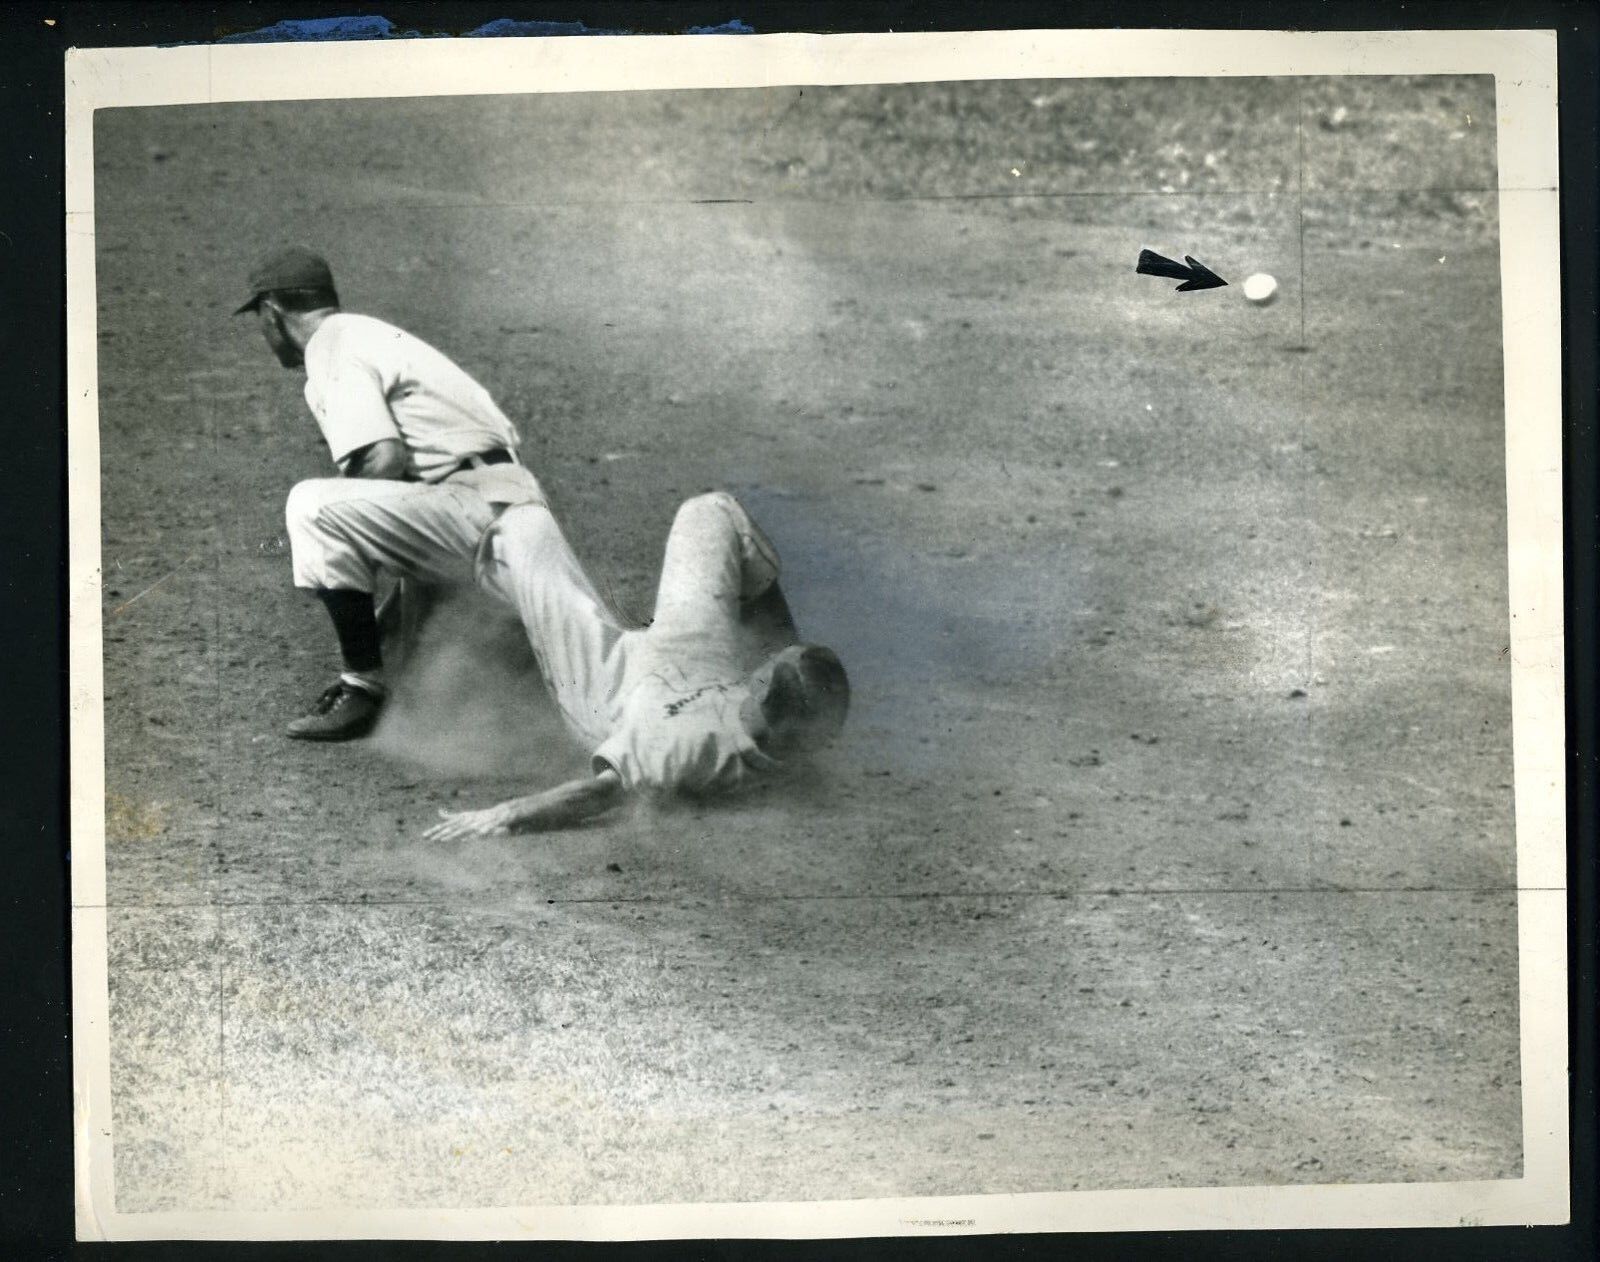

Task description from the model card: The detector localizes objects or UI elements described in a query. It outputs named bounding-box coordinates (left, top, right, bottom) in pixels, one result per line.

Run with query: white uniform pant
left=477, top=492, right=781, bottom=745
left=285, top=477, right=501, bottom=592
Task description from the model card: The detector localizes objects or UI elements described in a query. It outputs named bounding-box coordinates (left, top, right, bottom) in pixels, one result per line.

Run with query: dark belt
left=453, top=448, right=515, bottom=474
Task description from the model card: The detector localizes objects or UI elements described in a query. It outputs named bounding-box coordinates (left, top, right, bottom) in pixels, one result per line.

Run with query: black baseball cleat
left=286, top=680, right=384, bottom=741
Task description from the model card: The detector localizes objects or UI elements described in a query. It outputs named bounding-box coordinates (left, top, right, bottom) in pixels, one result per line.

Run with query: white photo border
left=66, top=27, right=1567, bottom=1241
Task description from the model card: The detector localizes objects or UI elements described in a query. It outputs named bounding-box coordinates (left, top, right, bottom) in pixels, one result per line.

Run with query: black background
left=2, top=1, right=1593, bottom=1259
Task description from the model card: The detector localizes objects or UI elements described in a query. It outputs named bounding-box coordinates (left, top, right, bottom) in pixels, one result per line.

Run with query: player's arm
left=423, top=767, right=625, bottom=841
left=340, top=438, right=411, bottom=480
left=320, top=351, right=411, bottom=479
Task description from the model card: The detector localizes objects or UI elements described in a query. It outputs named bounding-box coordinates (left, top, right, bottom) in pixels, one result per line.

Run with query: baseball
left=1242, top=273, right=1279, bottom=305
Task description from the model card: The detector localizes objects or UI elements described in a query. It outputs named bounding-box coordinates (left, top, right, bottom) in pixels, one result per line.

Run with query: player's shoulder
left=310, top=312, right=417, bottom=368
left=328, top=311, right=412, bottom=348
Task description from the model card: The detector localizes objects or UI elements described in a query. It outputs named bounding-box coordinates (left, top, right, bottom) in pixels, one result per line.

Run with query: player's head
left=234, top=247, right=340, bottom=368
left=745, top=644, right=850, bottom=758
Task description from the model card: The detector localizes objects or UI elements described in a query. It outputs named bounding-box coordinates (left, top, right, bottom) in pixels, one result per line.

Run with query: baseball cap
left=750, top=643, right=850, bottom=753
left=233, top=247, right=336, bottom=314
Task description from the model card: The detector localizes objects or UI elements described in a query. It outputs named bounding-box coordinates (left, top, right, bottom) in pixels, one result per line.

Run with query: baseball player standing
left=424, top=491, right=850, bottom=837
left=238, top=246, right=546, bottom=740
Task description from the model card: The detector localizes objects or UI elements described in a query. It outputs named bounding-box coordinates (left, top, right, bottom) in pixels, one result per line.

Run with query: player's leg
left=474, top=503, right=627, bottom=746
left=373, top=575, right=437, bottom=672
left=650, top=495, right=846, bottom=754
left=740, top=574, right=801, bottom=661
left=649, top=492, right=782, bottom=646
left=283, top=477, right=497, bottom=738
left=648, top=493, right=846, bottom=757
left=286, top=477, right=496, bottom=591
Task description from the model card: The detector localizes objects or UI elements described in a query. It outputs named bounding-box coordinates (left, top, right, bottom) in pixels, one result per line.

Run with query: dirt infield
left=93, top=77, right=1518, bottom=1209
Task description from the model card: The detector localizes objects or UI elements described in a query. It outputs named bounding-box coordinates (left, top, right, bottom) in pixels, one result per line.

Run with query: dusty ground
left=91, top=76, right=1520, bottom=1211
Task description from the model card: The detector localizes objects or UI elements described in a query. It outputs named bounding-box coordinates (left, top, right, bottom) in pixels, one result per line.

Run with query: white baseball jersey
left=478, top=494, right=788, bottom=795
left=591, top=647, right=778, bottom=794
left=302, top=312, right=539, bottom=505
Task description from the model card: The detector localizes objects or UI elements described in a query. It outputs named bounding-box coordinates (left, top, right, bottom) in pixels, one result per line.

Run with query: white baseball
left=1242, top=273, right=1279, bottom=305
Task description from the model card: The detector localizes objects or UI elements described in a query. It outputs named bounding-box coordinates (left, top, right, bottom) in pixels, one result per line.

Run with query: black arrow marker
left=1136, top=249, right=1228, bottom=291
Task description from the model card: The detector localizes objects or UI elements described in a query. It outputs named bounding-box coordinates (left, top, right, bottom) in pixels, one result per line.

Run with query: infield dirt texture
left=93, top=75, right=1519, bottom=1209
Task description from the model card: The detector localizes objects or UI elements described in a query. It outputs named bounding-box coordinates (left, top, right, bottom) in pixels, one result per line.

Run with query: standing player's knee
left=284, top=478, right=334, bottom=532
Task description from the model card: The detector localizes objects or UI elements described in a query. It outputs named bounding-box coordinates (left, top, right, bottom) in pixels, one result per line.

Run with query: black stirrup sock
left=316, top=588, right=383, bottom=673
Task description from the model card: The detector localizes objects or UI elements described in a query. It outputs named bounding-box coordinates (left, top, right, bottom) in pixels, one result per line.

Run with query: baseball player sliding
left=242, top=247, right=849, bottom=817
left=238, top=247, right=546, bottom=740
left=424, top=492, right=850, bottom=837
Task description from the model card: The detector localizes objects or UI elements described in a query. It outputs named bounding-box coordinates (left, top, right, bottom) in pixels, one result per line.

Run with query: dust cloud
left=367, top=587, right=580, bottom=782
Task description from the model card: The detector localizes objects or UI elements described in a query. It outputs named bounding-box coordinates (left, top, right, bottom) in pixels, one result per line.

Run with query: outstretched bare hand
left=420, top=771, right=625, bottom=842
left=424, top=805, right=512, bottom=843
